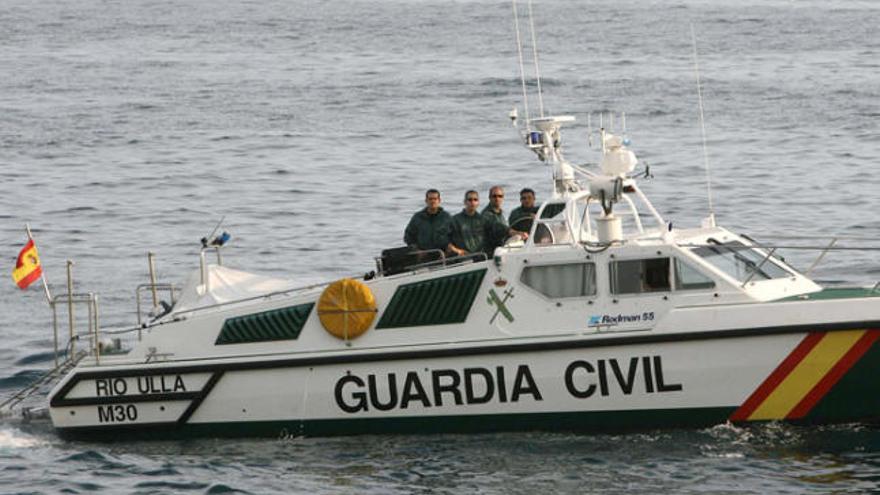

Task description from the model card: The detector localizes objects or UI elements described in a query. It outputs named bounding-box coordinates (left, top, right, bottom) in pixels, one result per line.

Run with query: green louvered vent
left=216, top=303, right=314, bottom=345
left=376, top=269, right=487, bottom=329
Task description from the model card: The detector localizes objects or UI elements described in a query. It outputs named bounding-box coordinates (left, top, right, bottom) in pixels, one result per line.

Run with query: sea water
left=1, top=0, right=879, bottom=492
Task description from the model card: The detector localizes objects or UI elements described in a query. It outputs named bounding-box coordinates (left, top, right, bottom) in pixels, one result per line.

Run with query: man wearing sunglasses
left=481, top=186, right=507, bottom=227
left=449, top=190, right=490, bottom=258
left=482, top=186, right=526, bottom=252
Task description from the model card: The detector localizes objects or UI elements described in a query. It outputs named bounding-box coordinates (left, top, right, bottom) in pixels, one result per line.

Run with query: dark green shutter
left=376, top=269, right=486, bottom=329
left=216, top=303, right=314, bottom=345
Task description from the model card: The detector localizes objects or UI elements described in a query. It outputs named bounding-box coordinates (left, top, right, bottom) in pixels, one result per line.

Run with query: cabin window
left=610, top=258, right=671, bottom=294
left=521, top=263, right=597, bottom=298
left=674, top=258, right=716, bottom=290
left=540, top=203, right=566, bottom=219
left=692, top=241, right=790, bottom=282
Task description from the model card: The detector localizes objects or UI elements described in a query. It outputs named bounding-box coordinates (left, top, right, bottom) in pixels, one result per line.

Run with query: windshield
left=691, top=241, right=791, bottom=282
left=533, top=219, right=572, bottom=245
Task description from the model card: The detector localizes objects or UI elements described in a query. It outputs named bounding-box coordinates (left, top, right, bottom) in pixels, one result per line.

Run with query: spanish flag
left=12, top=238, right=42, bottom=290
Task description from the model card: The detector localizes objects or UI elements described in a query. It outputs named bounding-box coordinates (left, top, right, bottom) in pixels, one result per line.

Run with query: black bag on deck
left=379, top=246, right=443, bottom=276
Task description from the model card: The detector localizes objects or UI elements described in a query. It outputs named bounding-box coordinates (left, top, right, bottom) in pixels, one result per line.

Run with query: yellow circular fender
left=317, top=278, right=377, bottom=340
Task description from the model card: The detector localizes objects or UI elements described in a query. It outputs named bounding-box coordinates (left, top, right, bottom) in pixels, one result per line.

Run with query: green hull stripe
left=215, top=303, right=314, bottom=345
left=57, top=406, right=735, bottom=441
left=778, top=287, right=880, bottom=302
left=377, top=269, right=487, bottom=329
left=808, top=335, right=880, bottom=420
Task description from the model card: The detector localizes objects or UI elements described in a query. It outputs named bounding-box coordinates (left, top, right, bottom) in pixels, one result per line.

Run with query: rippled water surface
left=1, top=0, right=879, bottom=493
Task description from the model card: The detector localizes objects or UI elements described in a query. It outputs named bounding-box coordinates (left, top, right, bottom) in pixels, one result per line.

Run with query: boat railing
left=738, top=233, right=845, bottom=278
left=740, top=247, right=779, bottom=287
left=199, top=246, right=223, bottom=292
left=530, top=217, right=573, bottom=246
left=135, top=283, right=179, bottom=328
left=680, top=233, right=880, bottom=286
left=406, top=252, right=488, bottom=272
left=48, top=273, right=347, bottom=367
left=738, top=234, right=880, bottom=273
left=134, top=250, right=181, bottom=329
left=33, top=258, right=140, bottom=371
left=168, top=279, right=336, bottom=318
left=0, top=348, right=87, bottom=416
left=168, top=250, right=487, bottom=322
left=50, top=291, right=101, bottom=368
left=375, top=248, right=446, bottom=276
left=133, top=244, right=304, bottom=324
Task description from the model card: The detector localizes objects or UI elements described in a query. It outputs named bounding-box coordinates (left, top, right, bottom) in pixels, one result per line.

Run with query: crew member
left=404, top=189, right=452, bottom=252
left=509, top=188, right=539, bottom=236
left=482, top=185, right=525, bottom=252
left=449, top=190, right=489, bottom=257
left=481, top=185, right=507, bottom=227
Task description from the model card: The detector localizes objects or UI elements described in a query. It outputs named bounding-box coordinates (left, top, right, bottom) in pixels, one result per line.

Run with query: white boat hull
left=48, top=324, right=880, bottom=438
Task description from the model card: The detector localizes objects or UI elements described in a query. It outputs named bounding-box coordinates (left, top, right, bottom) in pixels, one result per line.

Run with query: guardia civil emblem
left=487, top=287, right=515, bottom=324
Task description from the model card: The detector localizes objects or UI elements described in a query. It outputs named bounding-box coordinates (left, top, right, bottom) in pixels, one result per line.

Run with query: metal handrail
left=739, top=232, right=880, bottom=242
left=0, top=349, right=86, bottom=415
left=172, top=252, right=488, bottom=320
left=805, top=238, right=837, bottom=276
left=169, top=279, right=340, bottom=318
left=199, top=246, right=224, bottom=293
left=406, top=251, right=487, bottom=271
left=679, top=239, right=880, bottom=289
left=375, top=248, right=446, bottom=276
left=135, top=283, right=179, bottom=328
left=741, top=248, right=778, bottom=287
left=51, top=292, right=99, bottom=368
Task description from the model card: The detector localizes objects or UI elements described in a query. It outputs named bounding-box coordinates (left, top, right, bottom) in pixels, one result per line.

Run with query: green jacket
left=481, top=205, right=509, bottom=253
left=451, top=209, right=488, bottom=255
left=509, top=205, right=539, bottom=232
left=481, top=205, right=507, bottom=227
left=404, top=207, right=452, bottom=252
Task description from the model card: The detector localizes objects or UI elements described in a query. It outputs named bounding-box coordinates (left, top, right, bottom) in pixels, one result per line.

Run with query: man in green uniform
left=404, top=189, right=452, bottom=252
left=481, top=185, right=525, bottom=252
left=509, top=188, right=539, bottom=236
left=481, top=185, right=507, bottom=227
left=449, top=190, right=490, bottom=257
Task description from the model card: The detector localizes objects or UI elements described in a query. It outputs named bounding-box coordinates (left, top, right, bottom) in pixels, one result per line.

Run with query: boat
left=12, top=105, right=874, bottom=439
left=6, top=11, right=880, bottom=441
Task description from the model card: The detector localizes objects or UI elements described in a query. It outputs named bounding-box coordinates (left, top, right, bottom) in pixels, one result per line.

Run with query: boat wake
left=0, top=427, right=45, bottom=450
left=703, top=420, right=806, bottom=448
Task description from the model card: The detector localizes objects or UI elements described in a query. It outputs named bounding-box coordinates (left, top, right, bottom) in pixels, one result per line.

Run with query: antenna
left=511, top=0, right=531, bottom=132
left=525, top=0, right=545, bottom=117
left=691, top=23, right=716, bottom=227
left=202, top=215, right=226, bottom=248
left=587, top=113, right=593, bottom=148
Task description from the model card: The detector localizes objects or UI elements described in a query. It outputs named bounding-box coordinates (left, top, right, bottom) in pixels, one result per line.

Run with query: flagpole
left=24, top=223, right=53, bottom=305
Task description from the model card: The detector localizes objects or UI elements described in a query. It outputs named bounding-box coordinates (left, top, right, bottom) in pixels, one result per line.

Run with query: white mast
left=691, top=24, right=716, bottom=228
left=511, top=0, right=531, bottom=132
left=525, top=0, right=545, bottom=118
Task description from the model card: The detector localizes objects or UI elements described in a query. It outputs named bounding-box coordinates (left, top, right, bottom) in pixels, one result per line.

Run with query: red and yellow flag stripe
left=12, top=238, right=42, bottom=290
left=731, top=329, right=880, bottom=421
